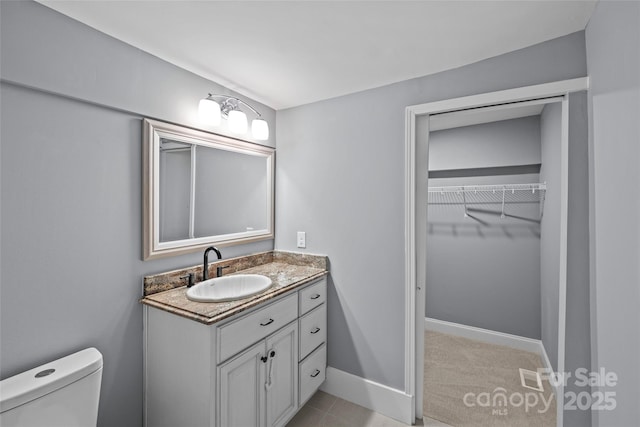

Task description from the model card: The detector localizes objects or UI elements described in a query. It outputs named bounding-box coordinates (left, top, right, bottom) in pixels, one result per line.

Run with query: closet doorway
left=403, top=78, right=589, bottom=427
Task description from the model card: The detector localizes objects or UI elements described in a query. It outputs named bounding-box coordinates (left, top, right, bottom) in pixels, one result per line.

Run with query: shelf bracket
left=462, top=186, right=469, bottom=218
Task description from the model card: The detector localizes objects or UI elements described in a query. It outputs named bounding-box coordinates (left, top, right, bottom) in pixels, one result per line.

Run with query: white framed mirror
left=143, top=118, right=274, bottom=260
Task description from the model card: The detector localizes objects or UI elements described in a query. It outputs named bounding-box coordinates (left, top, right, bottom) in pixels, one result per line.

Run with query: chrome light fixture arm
left=205, top=94, right=262, bottom=118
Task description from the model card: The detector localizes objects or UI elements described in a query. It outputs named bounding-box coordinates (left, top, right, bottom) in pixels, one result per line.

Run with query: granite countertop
left=141, top=252, right=328, bottom=325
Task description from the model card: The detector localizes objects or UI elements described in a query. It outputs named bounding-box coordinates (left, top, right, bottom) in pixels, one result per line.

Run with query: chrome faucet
left=203, top=246, right=221, bottom=281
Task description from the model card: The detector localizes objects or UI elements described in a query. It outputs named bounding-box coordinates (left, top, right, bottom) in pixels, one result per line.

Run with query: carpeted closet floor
left=424, top=330, right=556, bottom=427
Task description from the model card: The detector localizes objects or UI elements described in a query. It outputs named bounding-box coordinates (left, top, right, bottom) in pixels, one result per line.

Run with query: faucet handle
left=180, top=273, right=195, bottom=288
left=216, top=265, right=231, bottom=277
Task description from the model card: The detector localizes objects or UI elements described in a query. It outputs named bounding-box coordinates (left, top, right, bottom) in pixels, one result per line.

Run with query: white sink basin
left=186, top=274, right=273, bottom=302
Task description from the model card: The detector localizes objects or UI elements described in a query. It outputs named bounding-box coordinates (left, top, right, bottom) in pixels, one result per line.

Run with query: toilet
left=0, top=347, right=103, bottom=427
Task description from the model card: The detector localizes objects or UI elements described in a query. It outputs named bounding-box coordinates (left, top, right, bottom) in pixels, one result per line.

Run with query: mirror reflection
left=159, top=139, right=268, bottom=241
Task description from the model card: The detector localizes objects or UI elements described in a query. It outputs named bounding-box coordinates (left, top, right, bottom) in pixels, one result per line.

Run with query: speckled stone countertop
left=141, top=251, right=328, bottom=325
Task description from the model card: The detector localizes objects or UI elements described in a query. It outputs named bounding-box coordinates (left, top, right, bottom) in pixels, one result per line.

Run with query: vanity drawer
left=299, top=344, right=326, bottom=406
left=299, top=278, right=326, bottom=315
left=299, top=304, right=326, bottom=360
left=218, top=293, right=298, bottom=362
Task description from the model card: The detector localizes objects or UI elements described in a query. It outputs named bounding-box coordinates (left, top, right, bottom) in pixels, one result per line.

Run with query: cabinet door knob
left=310, top=369, right=321, bottom=378
left=310, top=294, right=321, bottom=300
left=260, top=318, right=274, bottom=326
left=310, top=327, right=321, bottom=334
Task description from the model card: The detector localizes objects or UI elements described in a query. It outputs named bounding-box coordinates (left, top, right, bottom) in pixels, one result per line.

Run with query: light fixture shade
left=251, top=119, right=269, bottom=140
left=198, top=98, right=221, bottom=126
left=228, top=110, right=248, bottom=134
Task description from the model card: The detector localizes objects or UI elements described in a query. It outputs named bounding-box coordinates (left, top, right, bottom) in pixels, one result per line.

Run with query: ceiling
left=37, top=1, right=597, bottom=110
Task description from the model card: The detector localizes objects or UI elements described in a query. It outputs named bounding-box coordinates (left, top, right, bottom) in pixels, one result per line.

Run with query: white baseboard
left=319, top=366, right=413, bottom=425
left=425, top=317, right=543, bottom=353
left=425, top=317, right=557, bottom=394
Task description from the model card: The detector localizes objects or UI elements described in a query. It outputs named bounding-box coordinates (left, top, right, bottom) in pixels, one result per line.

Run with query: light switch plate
left=297, top=231, right=306, bottom=248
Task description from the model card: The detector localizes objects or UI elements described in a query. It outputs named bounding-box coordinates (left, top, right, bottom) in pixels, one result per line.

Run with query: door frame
left=403, top=77, right=589, bottom=425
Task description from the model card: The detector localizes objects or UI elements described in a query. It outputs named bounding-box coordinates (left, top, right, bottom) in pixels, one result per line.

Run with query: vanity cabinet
left=144, top=277, right=327, bottom=427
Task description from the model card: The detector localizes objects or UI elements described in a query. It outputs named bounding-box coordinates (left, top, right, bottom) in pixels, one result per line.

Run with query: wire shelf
left=428, top=183, right=547, bottom=220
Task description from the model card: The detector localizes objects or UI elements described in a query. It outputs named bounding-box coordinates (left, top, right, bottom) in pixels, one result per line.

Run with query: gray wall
left=429, top=116, right=542, bottom=171
left=540, top=101, right=562, bottom=371
left=586, top=2, right=640, bottom=426
left=276, top=31, right=589, bottom=391
left=0, top=2, right=275, bottom=426
left=426, top=117, right=542, bottom=339
left=0, top=1, right=603, bottom=425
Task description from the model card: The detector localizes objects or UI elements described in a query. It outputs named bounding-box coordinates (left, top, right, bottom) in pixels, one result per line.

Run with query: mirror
left=143, top=118, right=274, bottom=260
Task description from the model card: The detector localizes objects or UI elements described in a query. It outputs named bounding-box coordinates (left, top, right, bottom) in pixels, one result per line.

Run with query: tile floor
left=286, top=391, right=452, bottom=427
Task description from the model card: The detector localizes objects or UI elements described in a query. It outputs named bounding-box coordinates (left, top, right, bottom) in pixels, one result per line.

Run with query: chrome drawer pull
left=310, top=294, right=321, bottom=300
left=310, top=369, right=321, bottom=378
left=260, top=318, right=274, bottom=326
left=310, top=327, right=321, bottom=334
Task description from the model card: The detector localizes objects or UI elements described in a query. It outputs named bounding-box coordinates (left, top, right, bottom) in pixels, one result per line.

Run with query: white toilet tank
left=0, top=347, right=103, bottom=427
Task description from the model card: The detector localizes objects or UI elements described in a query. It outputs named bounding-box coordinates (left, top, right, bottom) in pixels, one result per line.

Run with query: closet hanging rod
left=428, top=183, right=546, bottom=194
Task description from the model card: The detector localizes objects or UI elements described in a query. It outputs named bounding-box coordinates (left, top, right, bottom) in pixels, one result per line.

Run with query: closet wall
left=426, top=116, right=544, bottom=339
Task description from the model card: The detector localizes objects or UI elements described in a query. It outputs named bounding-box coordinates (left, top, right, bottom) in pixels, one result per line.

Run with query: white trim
left=425, top=317, right=542, bottom=354
left=407, top=77, right=588, bottom=115
left=425, top=317, right=558, bottom=395
left=404, top=107, right=417, bottom=420
left=412, top=112, right=429, bottom=420
left=405, top=77, right=587, bottom=425
left=320, top=366, right=413, bottom=425
left=555, top=96, right=570, bottom=427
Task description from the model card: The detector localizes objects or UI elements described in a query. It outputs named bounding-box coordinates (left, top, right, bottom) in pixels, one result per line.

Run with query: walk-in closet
left=423, top=99, right=564, bottom=426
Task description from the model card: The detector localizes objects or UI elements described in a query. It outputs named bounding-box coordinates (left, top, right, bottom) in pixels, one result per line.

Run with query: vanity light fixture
left=198, top=94, right=269, bottom=141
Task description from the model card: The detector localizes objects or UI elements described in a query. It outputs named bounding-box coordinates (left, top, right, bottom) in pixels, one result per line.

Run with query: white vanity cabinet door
left=219, top=322, right=298, bottom=427
left=219, top=341, right=266, bottom=427
left=265, top=322, right=298, bottom=427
